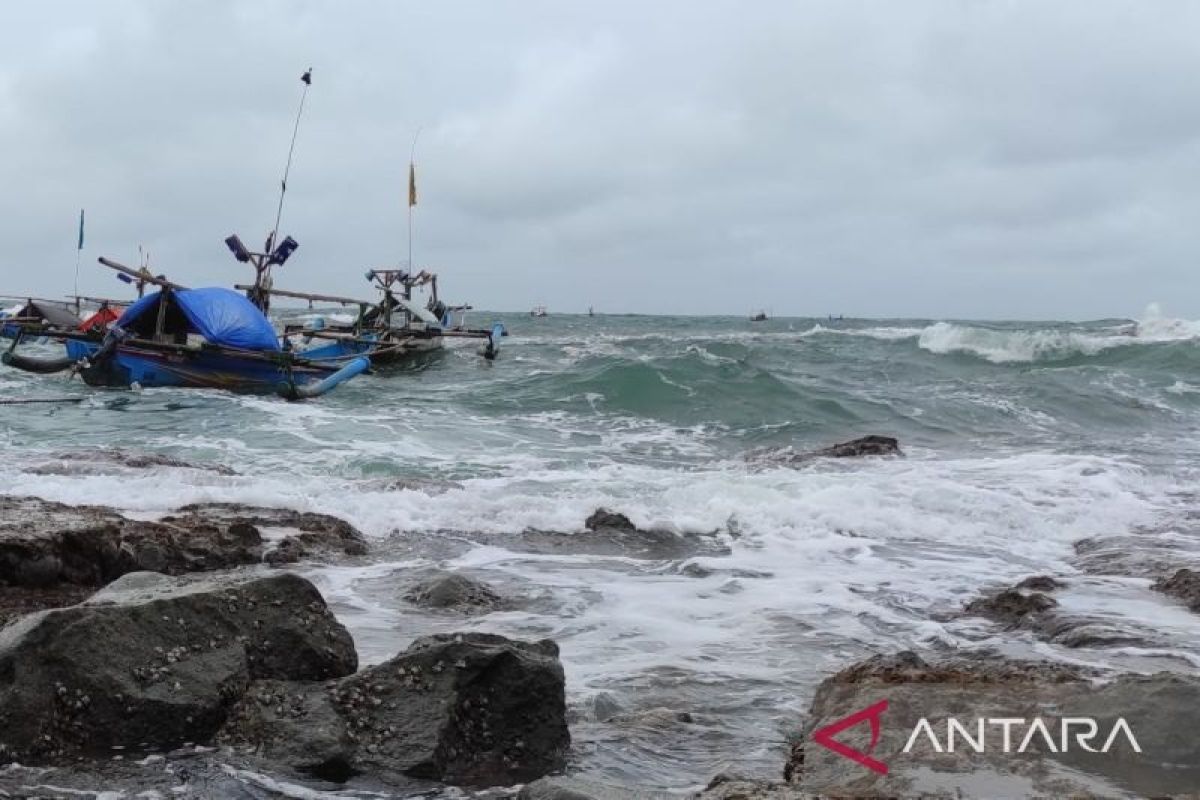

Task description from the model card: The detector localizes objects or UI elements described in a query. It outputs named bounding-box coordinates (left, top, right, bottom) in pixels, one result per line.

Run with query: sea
left=3, top=307, right=1200, bottom=795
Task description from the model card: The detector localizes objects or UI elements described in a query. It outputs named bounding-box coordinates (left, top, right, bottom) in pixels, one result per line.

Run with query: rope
left=0, top=397, right=85, bottom=405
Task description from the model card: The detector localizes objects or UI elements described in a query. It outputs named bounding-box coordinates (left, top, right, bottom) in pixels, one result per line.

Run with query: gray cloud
left=1, top=0, right=1197, bottom=319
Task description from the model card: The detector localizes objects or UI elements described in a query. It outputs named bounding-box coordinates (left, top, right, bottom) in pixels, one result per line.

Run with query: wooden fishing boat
left=240, top=268, right=505, bottom=367
left=0, top=296, right=81, bottom=339
left=2, top=260, right=368, bottom=399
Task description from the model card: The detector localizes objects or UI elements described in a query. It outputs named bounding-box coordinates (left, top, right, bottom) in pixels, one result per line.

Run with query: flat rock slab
left=219, top=632, right=569, bottom=788
left=0, top=571, right=356, bottom=762
left=22, top=449, right=239, bottom=477
left=0, top=496, right=367, bottom=589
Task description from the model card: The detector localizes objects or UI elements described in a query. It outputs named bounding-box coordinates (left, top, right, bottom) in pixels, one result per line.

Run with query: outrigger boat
left=2, top=259, right=368, bottom=399
left=1, top=296, right=83, bottom=340
left=235, top=267, right=505, bottom=367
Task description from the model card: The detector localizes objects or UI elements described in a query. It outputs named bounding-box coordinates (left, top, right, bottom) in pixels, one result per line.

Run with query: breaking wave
left=915, top=308, right=1200, bottom=364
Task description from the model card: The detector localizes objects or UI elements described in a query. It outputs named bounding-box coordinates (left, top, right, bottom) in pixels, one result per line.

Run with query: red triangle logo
left=811, top=698, right=889, bottom=775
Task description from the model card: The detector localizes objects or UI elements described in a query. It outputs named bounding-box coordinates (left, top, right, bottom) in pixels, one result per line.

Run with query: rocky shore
left=0, top=492, right=572, bottom=797
left=3, top=435, right=1199, bottom=799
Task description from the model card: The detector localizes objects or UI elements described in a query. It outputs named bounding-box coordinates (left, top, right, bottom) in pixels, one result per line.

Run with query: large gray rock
left=791, top=651, right=1200, bottom=798
left=219, top=632, right=569, bottom=788
left=0, top=571, right=356, bottom=762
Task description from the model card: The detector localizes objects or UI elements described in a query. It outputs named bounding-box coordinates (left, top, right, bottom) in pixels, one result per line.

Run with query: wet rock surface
left=0, top=583, right=93, bottom=628
left=0, top=571, right=356, bottom=762
left=509, top=508, right=731, bottom=560
left=0, top=496, right=262, bottom=588
left=962, top=577, right=1147, bottom=649
left=747, top=435, right=902, bottom=466
left=0, top=497, right=368, bottom=594
left=218, top=632, right=569, bottom=787
left=585, top=508, right=638, bottom=532
left=520, top=775, right=673, bottom=799
left=21, top=448, right=239, bottom=477
left=964, top=585, right=1058, bottom=627
left=168, top=503, right=369, bottom=561
left=1152, top=567, right=1200, bottom=612
left=404, top=570, right=505, bottom=612
left=696, top=774, right=808, bottom=799
left=789, top=650, right=1200, bottom=798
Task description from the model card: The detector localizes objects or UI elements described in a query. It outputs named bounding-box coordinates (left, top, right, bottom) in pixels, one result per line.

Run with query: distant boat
left=750, top=310, right=768, bottom=322
left=588, top=305, right=595, bottom=317
left=531, top=305, right=548, bottom=318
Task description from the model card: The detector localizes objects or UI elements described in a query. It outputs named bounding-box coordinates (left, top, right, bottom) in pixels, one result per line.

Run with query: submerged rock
left=404, top=571, right=504, bottom=612
left=0, top=571, right=356, bottom=762
left=964, top=587, right=1058, bottom=627
left=585, top=508, right=637, bottom=532
left=809, top=435, right=901, bottom=459
left=507, top=508, right=730, bottom=560
left=520, top=775, right=660, bottom=799
left=791, top=650, right=1200, bottom=798
left=962, top=579, right=1144, bottom=648
left=1014, top=574, right=1066, bottom=592
left=607, top=707, right=695, bottom=728
left=747, top=435, right=901, bottom=466
left=696, top=774, right=807, bottom=799
left=23, top=449, right=238, bottom=477
left=219, top=632, right=569, bottom=787
left=1152, top=567, right=1200, bottom=612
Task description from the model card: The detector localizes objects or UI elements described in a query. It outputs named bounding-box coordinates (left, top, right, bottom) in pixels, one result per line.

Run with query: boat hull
left=66, top=340, right=357, bottom=393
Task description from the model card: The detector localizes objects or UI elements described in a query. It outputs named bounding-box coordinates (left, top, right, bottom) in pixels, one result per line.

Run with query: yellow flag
left=408, top=162, right=417, bottom=207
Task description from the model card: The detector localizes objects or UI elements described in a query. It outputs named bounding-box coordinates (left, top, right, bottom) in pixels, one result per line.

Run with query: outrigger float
left=2, top=259, right=368, bottom=400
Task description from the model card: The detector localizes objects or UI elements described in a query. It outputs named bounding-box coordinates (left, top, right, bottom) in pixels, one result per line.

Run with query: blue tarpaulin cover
left=117, top=288, right=280, bottom=351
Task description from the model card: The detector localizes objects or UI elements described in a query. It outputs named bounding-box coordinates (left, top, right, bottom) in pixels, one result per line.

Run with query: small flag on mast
left=77, top=209, right=84, bottom=250
left=408, top=162, right=417, bottom=207
left=301, top=69, right=312, bottom=85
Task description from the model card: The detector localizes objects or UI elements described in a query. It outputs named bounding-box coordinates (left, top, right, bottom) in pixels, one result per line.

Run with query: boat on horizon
left=531, top=305, right=548, bottom=318
left=750, top=310, right=769, bottom=322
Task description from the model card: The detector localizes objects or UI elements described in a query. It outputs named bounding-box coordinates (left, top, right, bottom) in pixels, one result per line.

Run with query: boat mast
left=271, top=69, right=312, bottom=256
left=228, top=69, right=310, bottom=314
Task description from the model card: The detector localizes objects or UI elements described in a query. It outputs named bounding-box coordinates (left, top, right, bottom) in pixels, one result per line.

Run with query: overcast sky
left=2, top=1, right=1198, bottom=319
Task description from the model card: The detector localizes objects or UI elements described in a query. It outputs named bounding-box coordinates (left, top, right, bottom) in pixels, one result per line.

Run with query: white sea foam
left=798, top=323, right=924, bottom=341
left=915, top=305, right=1200, bottom=363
